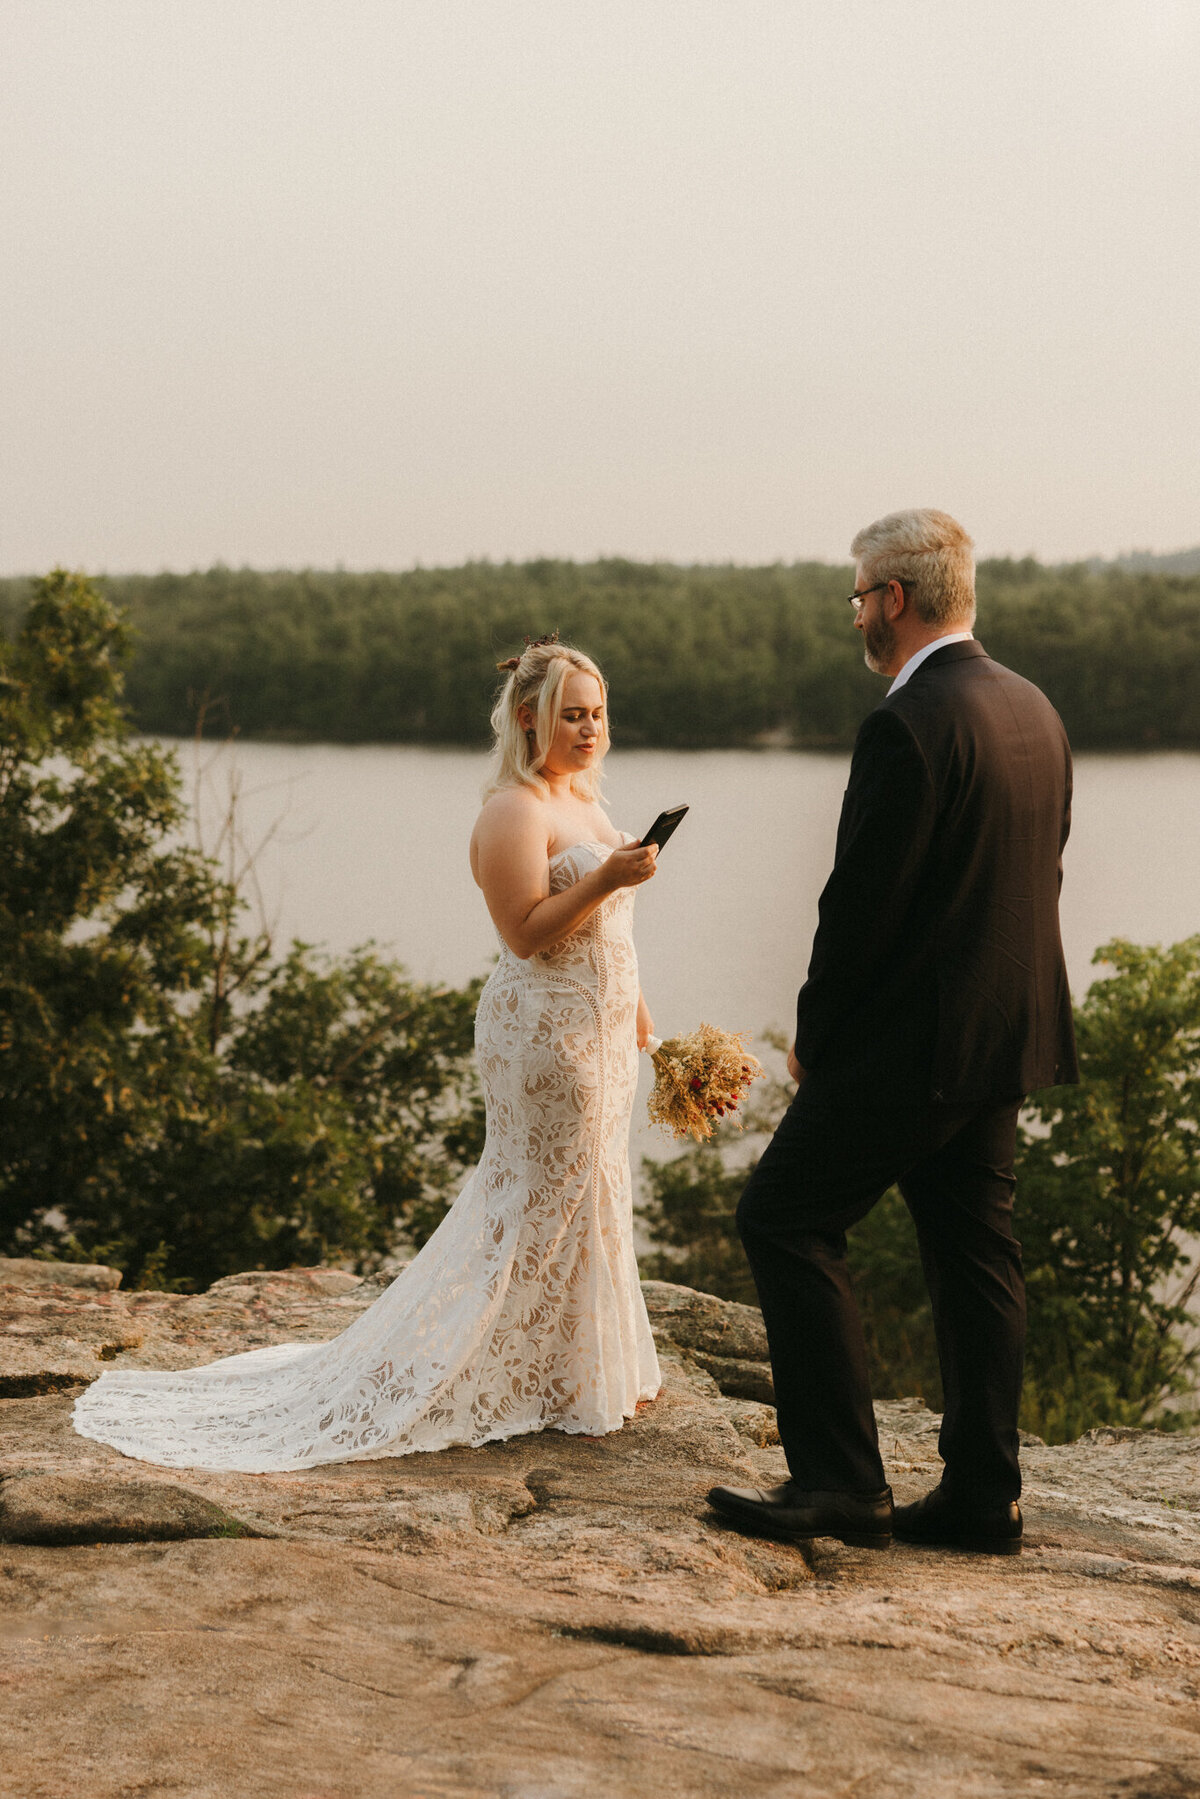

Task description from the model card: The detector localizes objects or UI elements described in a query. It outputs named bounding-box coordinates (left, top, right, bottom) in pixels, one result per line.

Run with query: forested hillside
left=2, top=558, right=1198, bottom=749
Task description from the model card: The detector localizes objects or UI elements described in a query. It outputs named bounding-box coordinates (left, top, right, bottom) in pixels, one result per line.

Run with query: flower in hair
left=495, top=629, right=560, bottom=673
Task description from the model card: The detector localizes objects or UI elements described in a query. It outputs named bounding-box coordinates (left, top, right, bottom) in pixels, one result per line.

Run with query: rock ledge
left=1, top=1257, right=1197, bottom=1798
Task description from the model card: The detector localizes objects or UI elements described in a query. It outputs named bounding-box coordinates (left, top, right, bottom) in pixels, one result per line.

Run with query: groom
left=709, top=508, right=1077, bottom=1555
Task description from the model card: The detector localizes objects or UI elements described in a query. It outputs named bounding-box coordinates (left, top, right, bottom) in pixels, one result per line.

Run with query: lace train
left=73, top=841, right=661, bottom=1472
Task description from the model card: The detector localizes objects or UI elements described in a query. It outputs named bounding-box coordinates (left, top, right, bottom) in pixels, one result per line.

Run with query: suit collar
left=886, top=633, right=983, bottom=697
left=909, top=638, right=988, bottom=674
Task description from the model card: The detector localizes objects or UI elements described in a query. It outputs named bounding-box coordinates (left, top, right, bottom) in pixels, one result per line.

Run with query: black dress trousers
left=737, top=1072, right=1025, bottom=1503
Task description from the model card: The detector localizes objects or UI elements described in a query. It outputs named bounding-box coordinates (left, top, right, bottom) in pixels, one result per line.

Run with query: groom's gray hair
left=851, top=508, right=976, bottom=627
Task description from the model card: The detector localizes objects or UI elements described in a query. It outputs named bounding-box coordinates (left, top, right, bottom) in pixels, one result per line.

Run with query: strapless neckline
left=548, top=835, right=630, bottom=866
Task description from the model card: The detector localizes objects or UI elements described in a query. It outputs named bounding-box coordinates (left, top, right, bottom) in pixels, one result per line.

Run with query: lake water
left=168, top=739, right=1200, bottom=1172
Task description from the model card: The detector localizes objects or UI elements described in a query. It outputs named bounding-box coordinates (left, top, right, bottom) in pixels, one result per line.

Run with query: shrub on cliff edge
left=0, top=571, right=483, bottom=1289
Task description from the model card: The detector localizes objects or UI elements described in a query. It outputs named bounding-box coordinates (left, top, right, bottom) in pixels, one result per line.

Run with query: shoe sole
left=833, top=1530, right=893, bottom=1550
left=708, top=1500, right=892, bottom=1551
left=895, top=1533, right=1022, bottom=1556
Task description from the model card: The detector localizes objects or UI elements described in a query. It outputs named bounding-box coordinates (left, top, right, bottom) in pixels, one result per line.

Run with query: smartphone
left=640, top=805, right=690, bottom=854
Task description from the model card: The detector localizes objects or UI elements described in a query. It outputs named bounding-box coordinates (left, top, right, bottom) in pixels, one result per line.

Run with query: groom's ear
left=884, top=579, right=908, bottom=618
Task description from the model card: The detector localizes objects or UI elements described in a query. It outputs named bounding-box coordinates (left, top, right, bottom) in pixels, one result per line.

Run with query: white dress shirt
left=887, top=631, right=975, bottom=695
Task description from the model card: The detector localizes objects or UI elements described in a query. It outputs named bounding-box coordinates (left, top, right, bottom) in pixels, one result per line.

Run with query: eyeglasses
left=845, top=582, right=888, bottom=611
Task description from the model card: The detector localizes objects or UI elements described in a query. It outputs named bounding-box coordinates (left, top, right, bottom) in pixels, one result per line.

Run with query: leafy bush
left=638, top=1134, right=760, bottom=1307
left=1017, top=937, right=1200, bottom=1440
left=0, top=571, right=483, bottom=1290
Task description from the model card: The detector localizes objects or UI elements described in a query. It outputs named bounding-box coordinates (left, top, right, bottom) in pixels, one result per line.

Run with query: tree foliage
left=1017, top=937, right=1200, bottom=1440
left=640, top=944, right=1200, bottom=1441
left=0, top=571, right=483, bottom=1290
left=638, top=1135, right=760, bottom=1307
left=3, top=558, right=1199, bottom=751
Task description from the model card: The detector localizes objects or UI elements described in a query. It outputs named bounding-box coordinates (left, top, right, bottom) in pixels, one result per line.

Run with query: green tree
left=0, top=571, right=484, bottom=1289
left=1018, top=937, right=1200, bottom=1440
left=5, top=556, right=1199, bottom=751
left=638, top=1132, right=760, bottom=1307
left=227, top=943, right=485, bottom=1255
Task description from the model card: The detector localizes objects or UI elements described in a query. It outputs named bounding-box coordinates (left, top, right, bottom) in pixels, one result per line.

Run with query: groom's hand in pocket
left=787, top=1043, right=806, bottom=1084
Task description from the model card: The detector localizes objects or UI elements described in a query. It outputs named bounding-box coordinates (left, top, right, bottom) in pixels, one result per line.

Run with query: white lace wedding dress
left=73, top=840, right=661, bottom=1472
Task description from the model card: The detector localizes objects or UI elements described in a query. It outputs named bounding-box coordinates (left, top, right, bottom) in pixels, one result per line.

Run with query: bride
left=73, top=636, right=663, bottom=1472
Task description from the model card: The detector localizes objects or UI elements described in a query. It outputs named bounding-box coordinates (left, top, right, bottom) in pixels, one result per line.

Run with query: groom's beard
left=861, top=611, right=898, bottom=675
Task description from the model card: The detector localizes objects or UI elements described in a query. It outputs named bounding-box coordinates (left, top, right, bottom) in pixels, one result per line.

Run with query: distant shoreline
left=5, top=556, right=1200, bottom=752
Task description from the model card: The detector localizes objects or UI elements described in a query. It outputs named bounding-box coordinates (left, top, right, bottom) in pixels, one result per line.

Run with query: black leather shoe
left=893, top=1483, right=1023, bottom=1555
left=706, top=1480, right=893, bottom=1549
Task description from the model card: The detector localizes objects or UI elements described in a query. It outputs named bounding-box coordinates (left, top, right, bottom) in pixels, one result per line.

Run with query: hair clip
left=496, top=630, right=559, bottom=673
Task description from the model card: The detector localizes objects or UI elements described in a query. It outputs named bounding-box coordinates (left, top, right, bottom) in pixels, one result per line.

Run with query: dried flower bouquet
left=646, top=1022, right=764, bottom=1142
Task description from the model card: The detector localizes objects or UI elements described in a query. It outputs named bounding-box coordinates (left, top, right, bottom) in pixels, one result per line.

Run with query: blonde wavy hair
left=482, top=636, right=609, bottom=802
left=851, top=508, right=977, bottom=627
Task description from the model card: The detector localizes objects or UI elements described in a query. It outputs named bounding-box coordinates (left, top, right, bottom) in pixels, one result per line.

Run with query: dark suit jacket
left=794, top=640, right=1078, bottom=1104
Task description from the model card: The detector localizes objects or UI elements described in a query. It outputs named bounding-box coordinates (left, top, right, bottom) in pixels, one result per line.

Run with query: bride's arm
left=473, top=795, right=657, bottom=959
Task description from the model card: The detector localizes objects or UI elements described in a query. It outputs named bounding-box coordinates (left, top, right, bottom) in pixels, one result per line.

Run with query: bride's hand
left=636, top=991, right=654, bottom=1050
left=601, top=842, right=658, bottom=890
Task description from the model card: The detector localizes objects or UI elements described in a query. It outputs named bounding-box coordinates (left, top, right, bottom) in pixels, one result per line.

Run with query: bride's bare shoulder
left=474, top=786, right=546, bottom=837
left=470, top=787, right=548, bottom=877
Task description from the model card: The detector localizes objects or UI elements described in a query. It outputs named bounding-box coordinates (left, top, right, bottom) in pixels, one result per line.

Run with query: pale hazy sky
left=2, top=1, right=1197, bottom=573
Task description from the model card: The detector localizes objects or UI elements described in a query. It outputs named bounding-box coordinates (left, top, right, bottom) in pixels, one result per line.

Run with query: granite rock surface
left=1, top=1255, right=1198, bottom=1797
